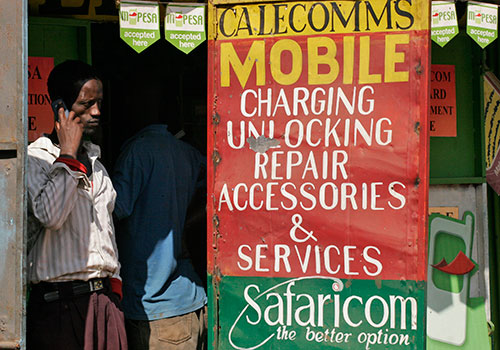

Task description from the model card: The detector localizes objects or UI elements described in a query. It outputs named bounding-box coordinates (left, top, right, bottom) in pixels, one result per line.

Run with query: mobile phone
left=51, top=98, right=69, bottom=121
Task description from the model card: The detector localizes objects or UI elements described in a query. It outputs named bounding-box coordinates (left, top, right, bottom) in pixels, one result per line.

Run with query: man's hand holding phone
left=52, top=100, right=83, bottom=159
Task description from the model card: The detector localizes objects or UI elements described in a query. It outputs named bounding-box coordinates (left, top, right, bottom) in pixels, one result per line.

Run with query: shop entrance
left=27, top=6, right=209, bottom=320
left=91, top=21, right=208, bottom=286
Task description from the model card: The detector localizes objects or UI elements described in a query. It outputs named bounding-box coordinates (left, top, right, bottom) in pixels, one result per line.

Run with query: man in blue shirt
left=113, top=124, right=207, bottom=350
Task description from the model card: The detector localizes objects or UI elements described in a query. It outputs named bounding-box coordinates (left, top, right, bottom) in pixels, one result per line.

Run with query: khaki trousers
left=126, top=306, right=207, bottom=350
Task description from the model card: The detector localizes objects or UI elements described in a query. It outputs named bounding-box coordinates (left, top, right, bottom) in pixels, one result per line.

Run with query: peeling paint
left=212, top=112, right=220, bottom=125
left=415, top=176, right=421, bottom=188
left=414, top=121, right=420, bottom=135
left=212, top=214, right=220, bottom=229
left=415, top=61, right=423, bottom=75
left=212, top=150, right=221, bottom=166
left=247, top=135, right=280, bottom=153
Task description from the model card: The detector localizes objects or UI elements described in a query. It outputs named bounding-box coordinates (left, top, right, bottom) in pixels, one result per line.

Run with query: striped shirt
left=27, top=136, right=120, bottom=283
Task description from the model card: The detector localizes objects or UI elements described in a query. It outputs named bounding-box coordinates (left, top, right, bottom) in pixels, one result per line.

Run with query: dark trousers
left=27, top=281, right=127, bottom=350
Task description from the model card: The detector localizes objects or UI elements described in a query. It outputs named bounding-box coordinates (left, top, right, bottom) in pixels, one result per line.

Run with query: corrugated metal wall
left=0, top=1, right=27, bottom=349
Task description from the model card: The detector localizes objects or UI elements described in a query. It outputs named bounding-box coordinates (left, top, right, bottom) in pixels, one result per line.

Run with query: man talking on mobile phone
left=26, top=60, right=127, bottom=350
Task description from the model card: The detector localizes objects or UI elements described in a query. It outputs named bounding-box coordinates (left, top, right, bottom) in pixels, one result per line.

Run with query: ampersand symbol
left=289, top=214, right=317, bottom=243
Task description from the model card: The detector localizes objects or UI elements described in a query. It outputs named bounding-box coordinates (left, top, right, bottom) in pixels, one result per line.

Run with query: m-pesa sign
left=207, top=1, right=429, bottom=349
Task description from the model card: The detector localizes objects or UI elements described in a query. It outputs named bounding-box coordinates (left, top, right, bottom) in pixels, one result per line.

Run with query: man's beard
left=83, top=125, right=102, bottom=144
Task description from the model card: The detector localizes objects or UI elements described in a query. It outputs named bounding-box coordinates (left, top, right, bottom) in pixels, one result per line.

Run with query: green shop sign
left=119, top=2, right=160, bottom=53
left=165, top=4, right=206, bottom=54
left=431, top=1, right=459, bottom=47
left=467, top=1, right=498, bottom=49
left=211, top=275, right=425, bottom=350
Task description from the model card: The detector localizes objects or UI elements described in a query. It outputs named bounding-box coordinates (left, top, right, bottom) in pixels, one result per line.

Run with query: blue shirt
left=113, top=125, right=206, bottom=320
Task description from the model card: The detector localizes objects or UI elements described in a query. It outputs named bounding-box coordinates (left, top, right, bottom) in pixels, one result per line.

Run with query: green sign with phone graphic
left=119, top=2, right=160, bottom=53
left=466, top=1, right=498, bottom=49
left=431, top=1, right=459, bottom=47
left=164, top=4, right=206, bottom=54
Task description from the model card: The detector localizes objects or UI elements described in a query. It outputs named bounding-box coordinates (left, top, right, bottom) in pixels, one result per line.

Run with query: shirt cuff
left=54, top=157, right=87, bottom=174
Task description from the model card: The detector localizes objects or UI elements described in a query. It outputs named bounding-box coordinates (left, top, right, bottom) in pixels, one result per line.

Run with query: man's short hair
left=47, top=60, right=101, bottom=108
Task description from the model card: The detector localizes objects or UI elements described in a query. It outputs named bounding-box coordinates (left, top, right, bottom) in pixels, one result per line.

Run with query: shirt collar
left=120, top=124, right=170, bottom=151
left=30, top=136, right=101, bottom=159
left=82, top=140, right=101, bottom=159
left=139, top=124, right=168, bottom=135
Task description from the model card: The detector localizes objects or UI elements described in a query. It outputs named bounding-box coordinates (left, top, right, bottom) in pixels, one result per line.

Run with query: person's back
left=113, top=124, right=207, bottom=349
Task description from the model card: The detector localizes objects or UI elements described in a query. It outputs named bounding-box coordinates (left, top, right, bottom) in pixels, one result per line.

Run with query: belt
left=31, top=278, right=109, bottom=303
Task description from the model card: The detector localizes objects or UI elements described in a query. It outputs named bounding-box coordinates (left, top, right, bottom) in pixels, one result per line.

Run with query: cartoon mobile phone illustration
left=427, top=212, right=475, bottom=346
